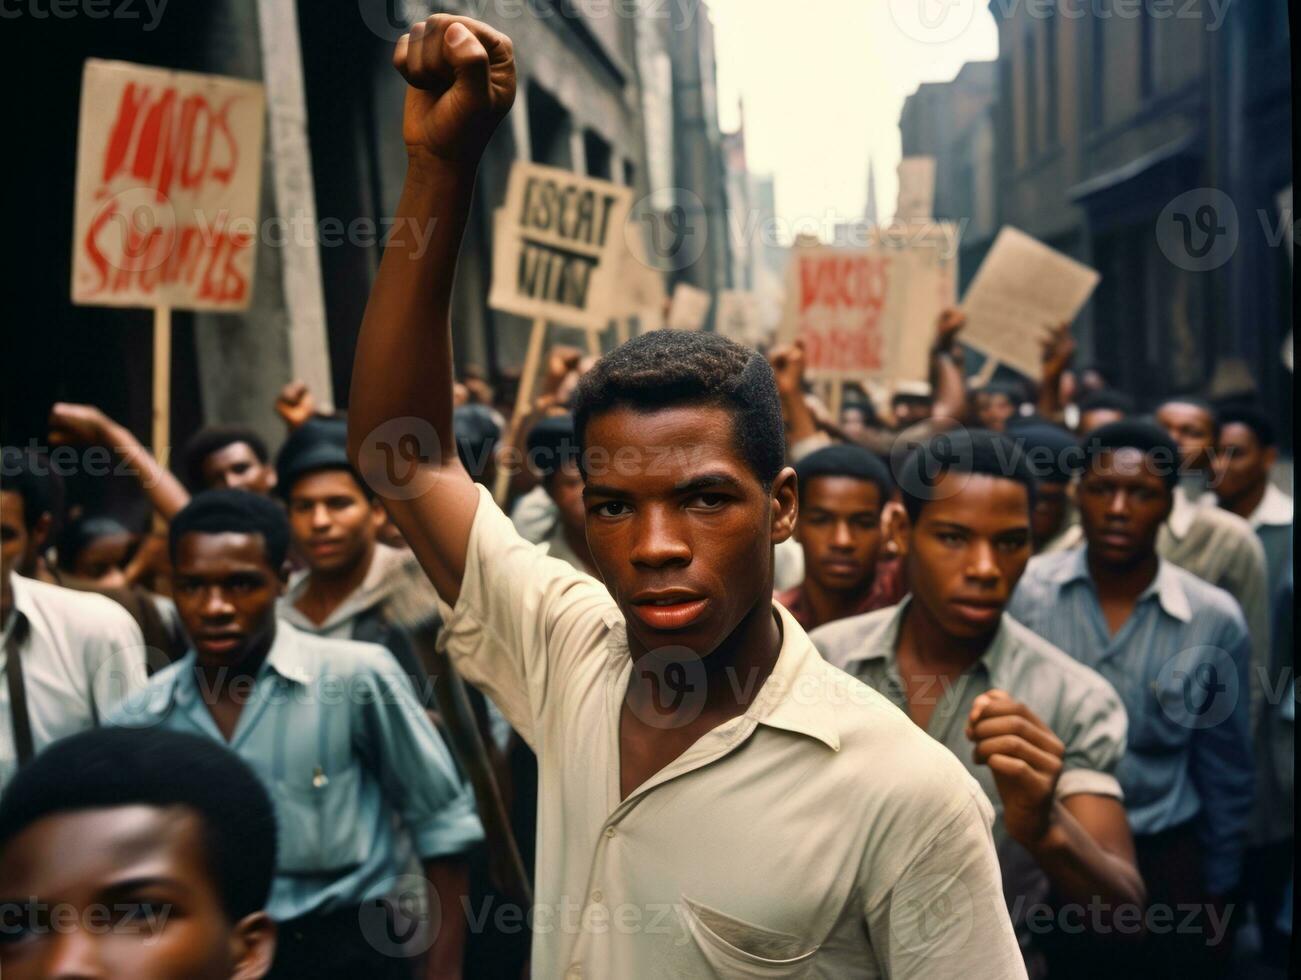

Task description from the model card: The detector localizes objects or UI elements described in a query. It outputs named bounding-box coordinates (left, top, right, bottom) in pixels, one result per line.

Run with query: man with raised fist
left=347, top=16, right=1025, bottom=978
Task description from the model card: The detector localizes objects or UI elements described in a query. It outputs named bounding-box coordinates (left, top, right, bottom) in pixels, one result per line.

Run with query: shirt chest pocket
left=679, top=896, right=820, bottom=979
left=272, top=764, right=368, bottom=874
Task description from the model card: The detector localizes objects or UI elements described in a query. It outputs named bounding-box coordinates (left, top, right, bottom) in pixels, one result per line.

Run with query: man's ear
left=771, top=466, right=798, bottom=545
left=1264, top=446, right=1279, bottom=471
left=33, top=511, right=54, bottom=552
left=884, top=501, right=911, bottom=560
left=229, top=912, right=277, bottom=980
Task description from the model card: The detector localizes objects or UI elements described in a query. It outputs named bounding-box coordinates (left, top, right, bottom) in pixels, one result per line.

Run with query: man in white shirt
left=343, top=15, right=1026, bottom=978
left=2, top=448, right=147, bottom=790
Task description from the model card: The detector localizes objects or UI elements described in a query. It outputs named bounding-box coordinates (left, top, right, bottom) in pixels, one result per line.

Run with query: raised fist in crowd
left=394, top=14, right=517, bottom=164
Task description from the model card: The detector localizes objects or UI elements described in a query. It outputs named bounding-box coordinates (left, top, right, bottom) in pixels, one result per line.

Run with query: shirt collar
left=834, top=596, right=1008, bottom=685
left=1250, top=483, right=1293, bottom=530
left=1055, top=548, right=1191, bottom=623
left=166, top=621, right=315, bottom=709
left=1165, top=485, right=1200, bottom=539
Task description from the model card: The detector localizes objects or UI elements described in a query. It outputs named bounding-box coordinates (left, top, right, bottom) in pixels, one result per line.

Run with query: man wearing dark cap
left=776, top=444, right=901, bottom=631
left=523, top=414, right=594, bottom=576
left=1011, top=421, right=1254, bottom=978
left=1074, top=390, right=1134, bottom=436
left=1011, top=422, right=1084, bottom=553
left=274, top=417, right=426, bottom=695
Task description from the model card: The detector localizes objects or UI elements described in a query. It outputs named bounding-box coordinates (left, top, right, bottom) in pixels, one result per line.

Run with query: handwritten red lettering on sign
left=73, top=61, right=264, bottom=311
left=795, top=253, right=891, bottom=374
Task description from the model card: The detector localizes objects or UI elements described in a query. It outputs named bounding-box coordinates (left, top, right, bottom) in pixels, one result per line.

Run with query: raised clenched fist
left=394, top=15, right=517, bottom=165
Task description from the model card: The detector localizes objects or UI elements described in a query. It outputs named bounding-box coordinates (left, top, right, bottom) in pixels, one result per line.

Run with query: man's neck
left=1087, top=549, right=1159, bottom=602
left=897, top=598, right=993, bottom=676
left=801, top=574, right=874, bottom=631
left=297, top=545, right=376, bottom=624
left=1222, top=480, right=1267, bottom=521
left=194, top=632, right=275, bottom=703
left=1, top=573, right=12, bottom=631
left=627, top=593, right=783, bottom=724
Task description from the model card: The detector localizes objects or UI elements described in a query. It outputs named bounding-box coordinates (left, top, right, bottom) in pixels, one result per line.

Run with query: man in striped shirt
left=1010, top=420, right=1253, bottom=979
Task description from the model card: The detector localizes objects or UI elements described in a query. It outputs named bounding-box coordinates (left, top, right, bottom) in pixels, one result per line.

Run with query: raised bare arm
left=346, top=15, right=516, bottom=605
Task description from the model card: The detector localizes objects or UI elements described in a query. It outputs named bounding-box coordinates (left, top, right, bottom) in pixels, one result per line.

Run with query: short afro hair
left=794, top=444, right=893, bottom=502
left=182, top=427, right=270, bottom=492
left=1010, top=423, right=1083, bottom=486
left=896, top=429, right=1037, bottom=525
left=1216, top=404, right=1275, bottom=449
left=1081, top=419, right=1182, bottom=491
left=1077, top=390, right=1135, bottom=417
left=169, top=489, right=290, bottom=569
left=1, top=446, right=58, bottom=531
left=572, top=331, right=785, bottom=488
left=0, top=727, right=276, bottom=923
left=1156, top=395, right=1220, bottom=438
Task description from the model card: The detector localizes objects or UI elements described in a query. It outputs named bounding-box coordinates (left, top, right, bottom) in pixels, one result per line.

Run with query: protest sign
left=667, top=283, right=712, bottom=331
left=72, top=60, right=266, bottom=312
left=896, top=157, right=936, bottom=221
left=959, top=226, right=1101, bottom=379
left=489, top=161, right=634, bottom=330
left=777, top=227, right=958, bottom=382
left=715, top=291, right=764, bottom=347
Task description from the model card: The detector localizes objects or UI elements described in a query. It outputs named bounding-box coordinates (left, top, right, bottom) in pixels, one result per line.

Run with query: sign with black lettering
left=490, top=162, right=634, bottom=329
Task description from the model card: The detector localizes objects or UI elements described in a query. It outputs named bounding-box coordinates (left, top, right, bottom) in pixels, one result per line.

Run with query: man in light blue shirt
left=109, top=491, right=482, bottom=980
left=1011, top=420, right=1253, bottom=979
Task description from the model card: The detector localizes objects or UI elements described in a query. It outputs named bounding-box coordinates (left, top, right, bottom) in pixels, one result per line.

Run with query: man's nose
left=628, top=507, right=691, bottom=568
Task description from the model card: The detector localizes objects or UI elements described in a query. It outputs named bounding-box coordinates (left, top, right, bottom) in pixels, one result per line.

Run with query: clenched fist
left=394, top=15, right=517, bottom=165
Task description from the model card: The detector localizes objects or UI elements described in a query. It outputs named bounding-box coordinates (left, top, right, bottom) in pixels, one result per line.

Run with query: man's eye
left=231, top=463, right=251, bottom=475
left=997, top=536, right=1028, bottom=552
left=115, top=903, right=169, bottom=929
left=689, top=493, right=727, bottom=510
left=593, top=502, right=629, bottom=518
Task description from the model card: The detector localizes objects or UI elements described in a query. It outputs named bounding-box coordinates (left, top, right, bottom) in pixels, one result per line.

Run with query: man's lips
left=309, top=539, right=345, bottom=554
left=950, top=598, right=1002, bottom=624
left=196, top=633, right=243, bottom=652
left=628, top=591, right=710, bottom=632
left=821, top=558, right=863, bottom=575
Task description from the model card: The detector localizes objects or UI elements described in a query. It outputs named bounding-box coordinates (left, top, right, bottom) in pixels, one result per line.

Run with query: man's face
left=0, top=491, right=29, bottom=587
left=71, top=532, right=137, bottom=591
left=286, top=470, right=381, bottom=575
left=1156, top=402, right=1215, bottom=472
left=1077, top=449, right=1172, bottom=567
left=1077, top=408, right=1125, bottom=436
left=1212, top=422, right=1274, bottom=505
left=171, top=532, right=282, bottom=669
left=796, top=477, right=883, bottom=595
left=581, top=405, right=796, bottom=658
left=892, top=397, right=931, bottom=430
left=977, top=393, right=1015, bottom=432
left=905, top=472, right=1032, bottom=639
left=839, top=407, right=872, bottom=442
left=546, top=459, right=587, bottom=537
left=201, top=444, right=276, bottom=495
left=1031, top=481, right=1070, bottom=550
left=0, top=805, right=274, bottom=980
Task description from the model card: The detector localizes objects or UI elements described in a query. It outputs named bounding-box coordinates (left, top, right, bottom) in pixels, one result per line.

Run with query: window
left=1024, top=24, right=1039, bottom=157
left=1139, top=0, right=1155, bottom=99
left=584, top=129, right=613, bottom=180
left=1090, top=3, right=1106, bottom=129
left=527, top=83, right=572, bottom=168
left=1044, top=6, right=1058, bottom=145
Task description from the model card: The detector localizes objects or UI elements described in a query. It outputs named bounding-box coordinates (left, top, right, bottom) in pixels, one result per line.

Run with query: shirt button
left=605, top=827, right=616, bottom=838
left=591, top=890, right=603, bottom=903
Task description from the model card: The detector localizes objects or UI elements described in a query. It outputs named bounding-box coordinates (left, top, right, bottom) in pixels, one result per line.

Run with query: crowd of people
left=1, top=13, right=1292, bottom=980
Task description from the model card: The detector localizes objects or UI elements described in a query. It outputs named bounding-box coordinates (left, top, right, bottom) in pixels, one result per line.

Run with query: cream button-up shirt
left=436, top=485, right=1025, bottom=979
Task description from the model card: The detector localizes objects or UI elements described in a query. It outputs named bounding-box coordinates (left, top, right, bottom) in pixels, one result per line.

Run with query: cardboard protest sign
left=777, top=228, right=958, bottom=381
left=959, top=226, right=1100, bottom=379
left=715, top=291, right=764, bottom=347
left=489, top=161, right=634, bottom=330
left=667, top=283, right=712, bottom=331
left=72, top=60, right=266, bottom=311
left=896, top=157, right=936, bottom=221
left=615, top=225, right=668, bottom=323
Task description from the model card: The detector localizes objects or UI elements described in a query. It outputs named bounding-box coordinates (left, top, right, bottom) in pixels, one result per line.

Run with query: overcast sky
left=708, top=0, right=998, bottom=238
